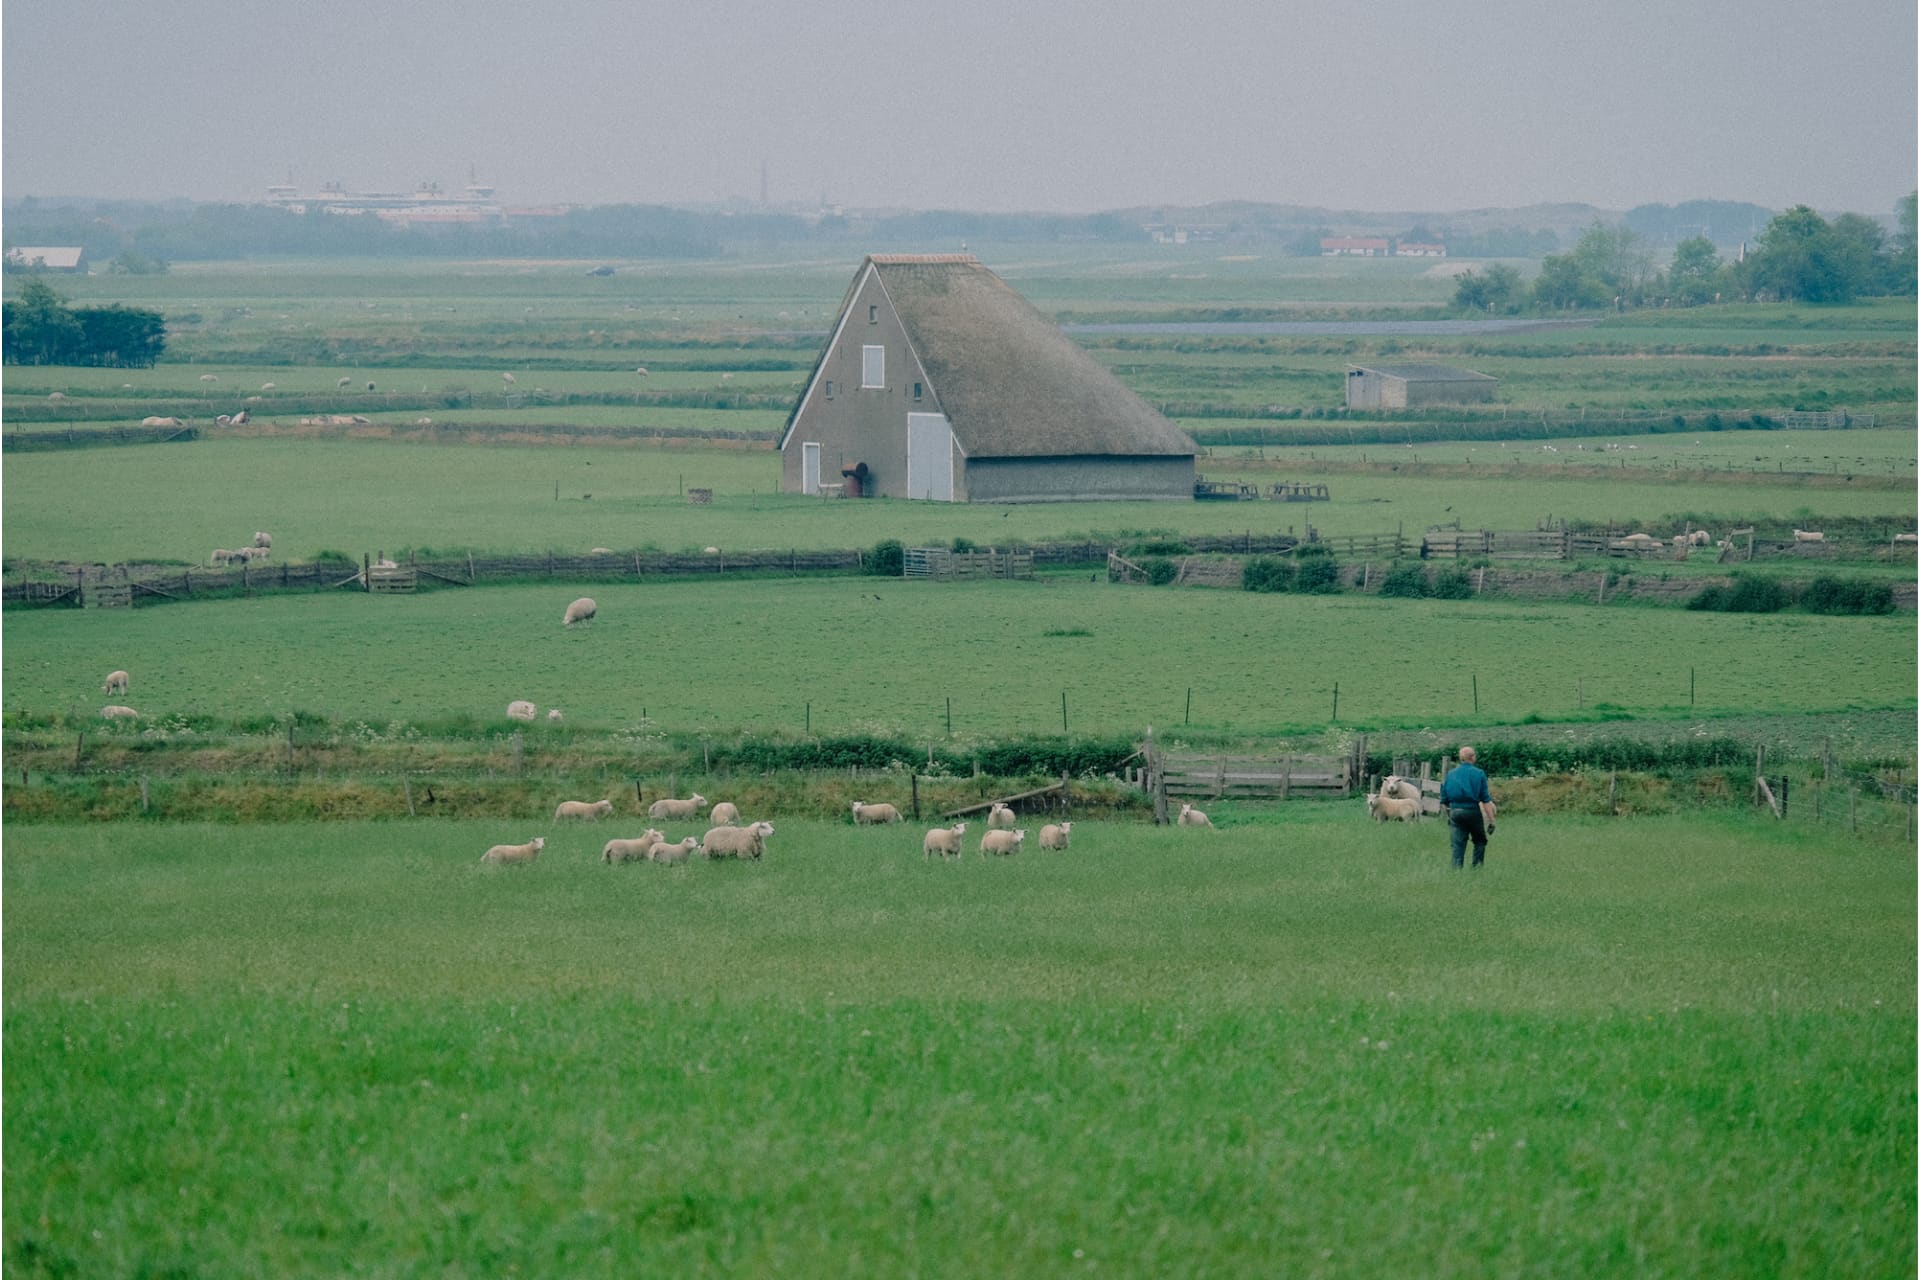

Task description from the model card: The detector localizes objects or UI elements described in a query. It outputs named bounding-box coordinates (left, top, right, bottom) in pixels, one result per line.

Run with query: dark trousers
left=1448, top=806, right=1487, bottom=868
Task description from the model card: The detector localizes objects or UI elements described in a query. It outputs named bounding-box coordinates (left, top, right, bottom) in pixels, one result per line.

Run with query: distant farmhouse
left=5, top=246, right=85, bottom=272
left=1395, top=241, right=1447, bottom=258
left=780, top=255, right=1197, bottom=503
left=1320, top=237, right=1391, bottom=257
left=1346, top=364, right=1497, bottom=410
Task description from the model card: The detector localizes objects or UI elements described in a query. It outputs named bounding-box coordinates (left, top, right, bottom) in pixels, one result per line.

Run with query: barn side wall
left=962, top=455, right=1195, bottom=503
left=1402, top=379, right=1497, bottom=406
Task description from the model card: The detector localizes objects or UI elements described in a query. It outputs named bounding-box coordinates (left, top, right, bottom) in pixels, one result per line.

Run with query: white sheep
left=210, top=549, right=240, bottom=566
left=1177, top=803, right=1214, bottom=828
left=1367, top=793, right=1422, bottom=822
left=590, top=547, right=614, bottom=555
left=252, top=531, right=272, bottom=549
left=563, top=597, right=597, bottom=627
left=648, top=793, right=708, bottom=821
left=506, top=700, right=537, bottom=722
left=1894, top=533, right=1918, bottom=545
left=481, top=837, right=545, bottom=865
left=1039, top=821, right=1073, bottom=850
left=702, top=820, right=775, bottom=860
left=1688, top=529, right=1712, bottom=546
left=708, top=801, right=741, bottom=826
left=650, top=836, right=700, bottom=864
left=1379, top=776, right=1422, bottom=803
left=101, top=705, right=139, bottom=720
left=554, top=799, right=614, bottom=821
left=922, top=822, right=968, bottom=859
left=979, top=827, right=1027, bottom=856
left=547, top=708, right=564, bottom=722
left=986, top=803, right=1016, bottom=829
left=103, top=670, right=130, bottom=695
left=852, top=800, right=902, bottom=825
left=1670, top=535, right=1690, bottom=560
left=602, top=830, right=665, bottom=863
left=1793, top=529, right=1826, bottom=542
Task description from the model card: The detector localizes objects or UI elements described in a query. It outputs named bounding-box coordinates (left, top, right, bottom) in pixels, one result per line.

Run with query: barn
left=5, top=246, right=85, bottom=272
left=779, top=255, right=1197, bottom=503
left=1345, top=363, right=1498, bottom=410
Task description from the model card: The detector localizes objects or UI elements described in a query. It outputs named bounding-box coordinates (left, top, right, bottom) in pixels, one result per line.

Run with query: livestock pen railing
left=903, top=548, right=1034, bottom=580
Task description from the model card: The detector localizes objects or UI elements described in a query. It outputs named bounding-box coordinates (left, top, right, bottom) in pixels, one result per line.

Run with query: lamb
left=1177, top=803, right=1214, bottom=828
left=701, top=820, right=775, bottom=860
left=1367, top=794, right=1422, bottom=822
left=979, top=827, right=1027, bottom=856
left=1379, top=776, right=1422, bottom=803
left=852, top=800, right=902, bottom=825
left=649, top=836, right=700, bottom=864
left=708, top=801, right=741, bottom=826
left=546, top=708, right=564, bottom=722
left=506, top=700, right=538, bottom=722
left=103, top=670, right=130, bottom=695
left=648, top=792, right=708, bottom=821
left=1039, top=821, right=1073, bottom=850
left=602, top=830, right=665, bottom=863
left=554, top=799, right=615, bottom=821
left=481, top=836, right=545, bottom=865
left=1792, top=529, right=1826, bottom=542
left=986, top=802, right=1016, bottom=829
left=101, top=705, right=139, bottom=720
left=563, top=596, right=597, bottom=627
left=922, top=822, right=968, bottom=859
left=252, top=531, right=272, bottom=549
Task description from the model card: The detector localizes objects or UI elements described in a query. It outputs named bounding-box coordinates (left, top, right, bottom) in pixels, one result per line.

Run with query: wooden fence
left=1135, top=732, right=1369, bottom=817
left=3, top=424, right=197, bottom=452
left=903, top=548, right=1034, bottom=580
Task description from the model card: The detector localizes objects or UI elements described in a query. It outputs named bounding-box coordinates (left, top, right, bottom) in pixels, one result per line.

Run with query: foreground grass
left=4, top=811, right=1913, bottom=1277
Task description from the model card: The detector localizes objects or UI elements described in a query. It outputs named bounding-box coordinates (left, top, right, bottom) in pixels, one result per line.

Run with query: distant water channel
left=1062, top=318, right=1598, bottom=336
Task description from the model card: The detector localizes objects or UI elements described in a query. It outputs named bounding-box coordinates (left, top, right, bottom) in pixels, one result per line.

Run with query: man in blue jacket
left=1440, top=746, right=1496, bottom=869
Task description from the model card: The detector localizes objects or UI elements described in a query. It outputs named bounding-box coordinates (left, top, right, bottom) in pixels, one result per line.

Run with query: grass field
left=5, top=579, right=1912, bottom=736
left=5, top=811, right=1912, bottom=1277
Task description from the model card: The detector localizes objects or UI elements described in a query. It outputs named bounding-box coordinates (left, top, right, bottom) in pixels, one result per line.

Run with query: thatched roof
left=806, top=255, right=1196, bottom=460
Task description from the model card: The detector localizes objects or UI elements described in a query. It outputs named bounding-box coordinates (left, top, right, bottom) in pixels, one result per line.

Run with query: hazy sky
left=4, top=0, right=1914, bottom=215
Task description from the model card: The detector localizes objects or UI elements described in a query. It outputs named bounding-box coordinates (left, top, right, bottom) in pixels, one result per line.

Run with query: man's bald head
left=1459, top=746, right=1477, bottom=763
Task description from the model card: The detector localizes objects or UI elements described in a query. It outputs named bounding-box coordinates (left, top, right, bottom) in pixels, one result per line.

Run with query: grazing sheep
left=1367, top=794, right=1422, bottom=822
left=210, top=548, right=241, bottom=566
left=602, top=830, right=665, bottom=864
left=101, top=705, right=139, bottom=720
left=563, top=597, right=597, bottom=627
left=922, top=822, right=968, bottom=859
left=590, top=547, right=614, bottom=555
left=1177, top=803, right=1214, bottom=828
left=506, top=700, right=537, bottom=722
left=701, top=820, right=775, bottom=860
left=1670, top=535, right=1690, bottom=560
left=1039, top=821, right=1073, bottom=850
left=1688, top=529, right=1712, bottom=546
left=648, top=793, right=708, bottom=821
left=140, top=416, right=184, bottom=427
left=1379, top=776, right=1422, bottom=803
left=554, top=799, right=615, bottom=821
left=103, top=670, right=130, bottom=695
left=252, top=531, right=272, bottom=549
left=481, top=837, right=545, bottom=865
left=1894, top=533, right=1918, bottom=545
left=979, top=827, right=1027, bottom=857
left=649, top=836, right=699, bottom=864
left=708, top=801, right=741, bottom=826
left=986, top=802, right=1016, bottom=829
left=852, top=800, right=902, bottom=825
left=547, top=708, right=564, bottom=722
left=1792, top=529, right=1826, bottom=542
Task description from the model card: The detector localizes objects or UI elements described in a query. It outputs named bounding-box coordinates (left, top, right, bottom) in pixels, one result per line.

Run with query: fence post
left=513, top=731, right=524, bottom=777
left=911, top=773, right=920, bottom=821
left=404, top=775, right=415, bottom=817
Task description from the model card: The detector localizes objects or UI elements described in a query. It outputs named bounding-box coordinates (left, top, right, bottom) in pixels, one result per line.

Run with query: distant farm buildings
left=1320, top=238, right=1447, bottom=258
left=780, top=255, right=1197, bottom=503
left=1345, top=364, right=1497, bottom=410
left=5, top=246, right=85, bottom=272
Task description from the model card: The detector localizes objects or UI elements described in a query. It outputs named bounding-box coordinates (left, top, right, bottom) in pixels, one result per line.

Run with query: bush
left=1295, top=555, right=1341, bottom=594
left=1800, top=576, right=1895, bottom=616
left=1140, top=557, right=1178, bottom=586
left=867, top=539, right=904, bottom=577
left=1430, top=568, right=1474, bottom=599
left=1242, top=556, right=1295, bottom=593
left=1376, top=564, right=1431, bottom=598
left=1132, top=539, right=1192, bottom=556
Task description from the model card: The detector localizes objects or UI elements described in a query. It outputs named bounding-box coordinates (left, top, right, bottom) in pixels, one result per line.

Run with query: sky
left=4, top=0, right=1915, bottom=216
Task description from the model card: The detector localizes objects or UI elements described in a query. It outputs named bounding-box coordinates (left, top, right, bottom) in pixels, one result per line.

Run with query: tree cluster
left=2, top=280, right=167, bottom=367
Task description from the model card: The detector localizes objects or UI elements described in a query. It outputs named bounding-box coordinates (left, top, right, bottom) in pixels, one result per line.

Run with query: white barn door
left=906, top=413, right=953, bottom=501
left=801, top=442, right=821, bottom=495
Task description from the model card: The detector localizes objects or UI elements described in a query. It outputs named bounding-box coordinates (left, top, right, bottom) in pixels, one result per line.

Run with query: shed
left=5, top=246, right=85, bottom=272
left=779, top=255, right=1197, bottom=503
left=1345, top=364, right=1497, bottom=410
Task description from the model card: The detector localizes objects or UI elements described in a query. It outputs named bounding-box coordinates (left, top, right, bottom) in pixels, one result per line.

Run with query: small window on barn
left=824, top=379, right=835, bottom=398
left=862, top=346, right=884, bottom=389
left=913, top=382, right=924, bottom=401
left=868, top=304, right=878, bottom=324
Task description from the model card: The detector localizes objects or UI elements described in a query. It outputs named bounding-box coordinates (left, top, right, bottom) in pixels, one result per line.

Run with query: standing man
left=1441, top=746, right=1496, bottom=869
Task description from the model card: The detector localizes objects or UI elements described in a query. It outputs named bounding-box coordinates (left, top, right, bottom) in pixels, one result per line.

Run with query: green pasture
left=6, top=578, right=1911, bottom=735
left=5, top=813, right=1912, bottom=1276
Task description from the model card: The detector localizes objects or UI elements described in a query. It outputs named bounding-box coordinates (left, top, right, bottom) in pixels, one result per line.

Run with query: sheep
left=648, top=793, right=708, bottom=821
left=1669, top=536, right=1690, bottom=561
left=1688, top=529, right=1712, bottom=546
left=1177, top=803, right=1214, bottom=828
left=140, top=416, right=184, bottom=427
left=563, top=597, right=597, bottom=627
left=1793, top=529, right=1825, bottom=543
left=923, top=822, right=968, bottom=859
left=210, top=549, right=241, bottom=566
left=1379, top=776, right=1422, bottom=803
left=1039, top=821, right=1073, bottom=850
left=101, top=705, right=139, bottom=720
left=649, top=836, right=700, bottom=864
left=702, top=820, right=775, bottom=860
left=103, top=670, right=130, bottom=695
left=547, top=708, right=564, bottom=722
left=481, top=836, right=545, bottom=865
left=602, top=830, right=665, bottom=863
left=506, top=700, right=538, bottom=722
left=986, top=802, right=1016, bottom=829
left=502, top=372, right=517, bottom=384
left=590, top=547, right=614, bottom=555
left=708, top=801, right=741, bottom=826
left=852, top=800, right=902, bottom=825
left=1367, top=793, right=1422, bottom=822
left=252, top=531, right=272, bottom=549
left=554, top=798, right=615, bottom=821
left=1894, top=533, right=1919, bottom=545
left=337, top=376, right=353, bottom=388
left=979, top=827, right=1027, bottom=857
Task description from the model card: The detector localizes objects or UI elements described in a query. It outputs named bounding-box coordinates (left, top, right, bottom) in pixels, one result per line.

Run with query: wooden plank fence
left=1157, top=751, right=1357, bottom=800
left=903, top=548, right=1033, bottom=580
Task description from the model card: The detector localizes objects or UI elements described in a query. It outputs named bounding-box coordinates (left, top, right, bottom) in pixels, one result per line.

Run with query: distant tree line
left=1453, top=195, right=1918, bottom=313
left=2, top=280, right=166, bottom=367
